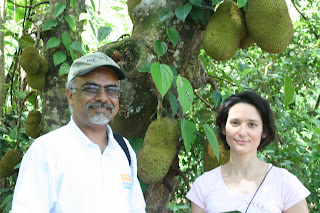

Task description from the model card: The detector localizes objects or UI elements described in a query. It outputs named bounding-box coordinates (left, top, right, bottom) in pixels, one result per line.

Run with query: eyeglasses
left=73, top=85, right=121, bottom=98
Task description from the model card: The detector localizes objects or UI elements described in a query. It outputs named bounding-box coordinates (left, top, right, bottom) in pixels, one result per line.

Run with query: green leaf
left=190, top=0, right=202, bottom=6
left=284, top=75, right=295, bottom=106
left=204, top=124, right=220, bottom=161
left=53, top=51, right=67, bottom=66
left=62, top=32, right=72, bottom=51
left=65, top=15, right=76, bottom=31
left=150, top=62, right=173, bottom=98
left=167, top=28, right=179, bottom=47
left=175, top=3, right=192, bottom=22
left=97, top=27, right=112, bottom=42
left=212, top=0, right=223, bottom=5
left=138, top=62, right=152, bottom=73
left=189, top=6, right=205, bottom=25
left=70, top=41, right=84, bottom=52
left=46, top=37, right=60, bottom=50
left=237, top=0, right=247, bottom=8
left=0, top=194, right=13, bottom=208
left=41, top=20, right=57, bottom=32
left=176, top=75, right=194, bottom=114
left=159, top=9, right=173, bottom=22
left=54, top=3, right=66, bottom=18
left=181, top=119, right=197, bottom=153
left=213, top=90, right=222, bottom=107
left=168, top=92, right=178, bottom=116
left=59, top=62, right=70, bottom=75
left=18, top=36, right=34, bottom=49
left=70, top=0, right=77, bottom=8
left=129, top=138, right=144, bottom=154
left=154, top=40, right=168, bottom=58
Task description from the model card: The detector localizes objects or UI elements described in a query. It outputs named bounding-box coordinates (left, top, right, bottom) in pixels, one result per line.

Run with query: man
left=12, top=52, right=146, bottom=212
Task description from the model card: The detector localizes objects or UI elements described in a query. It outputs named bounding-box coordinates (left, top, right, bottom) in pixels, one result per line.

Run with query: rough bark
left=100, top=0, right=213, bottom=212
left=41, top=0, right=85, bottom=133
left=0, top=0, right=6, bottom=123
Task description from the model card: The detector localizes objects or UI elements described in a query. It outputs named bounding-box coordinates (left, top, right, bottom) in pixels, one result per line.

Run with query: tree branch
left=7, top=0, right=49, bottom=9
left=178, top=169, right=190, bottom=191
left=194, top=91, right=215, bottom=110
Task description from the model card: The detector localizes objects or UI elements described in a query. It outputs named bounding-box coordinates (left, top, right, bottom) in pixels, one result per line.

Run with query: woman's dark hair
left=215, top=91, right=277, bottom=151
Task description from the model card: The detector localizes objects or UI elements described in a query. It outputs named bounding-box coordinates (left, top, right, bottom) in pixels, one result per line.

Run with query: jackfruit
left=203, top=137, right=230, bottom=172
left=25, top=111, right=42, bottom=139
left=202, top=0, right=245, bottom=61
left=0, top=149, right=22, bottom=178
left=27, top=57, right=48, bottom=89
left=245, top=0, right=293, bottom=53
left=20, top=45, right=40, bottom=74
left=137, top=117, right=178, bottom=183
left=127, top=0, right=142, bottom=21
left=239, top=32, right=255, bottom=49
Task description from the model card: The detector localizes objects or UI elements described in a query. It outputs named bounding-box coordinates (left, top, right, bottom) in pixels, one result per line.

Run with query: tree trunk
left=100, top=0, right=213, bottom=212
left=0, top=0, right=6, bottom=124
left=41, top=0, right=85, bottom=132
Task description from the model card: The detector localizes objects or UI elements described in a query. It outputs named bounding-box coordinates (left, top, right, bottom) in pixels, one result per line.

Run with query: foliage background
left=0, top=0, right=319, bottom=212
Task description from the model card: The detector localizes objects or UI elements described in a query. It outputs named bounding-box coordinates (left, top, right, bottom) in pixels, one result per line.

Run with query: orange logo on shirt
left=121, top=173, right=132, bottom=182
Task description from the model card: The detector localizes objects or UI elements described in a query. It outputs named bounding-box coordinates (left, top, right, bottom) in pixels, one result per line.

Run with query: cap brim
left=78, top=65, right=126, bottom=80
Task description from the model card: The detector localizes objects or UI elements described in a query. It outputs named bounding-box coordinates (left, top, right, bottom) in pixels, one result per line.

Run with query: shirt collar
left=69, top=116, right=116, bottom=150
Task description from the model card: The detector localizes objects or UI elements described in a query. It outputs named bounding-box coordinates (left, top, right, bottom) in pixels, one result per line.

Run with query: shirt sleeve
left=282, top=169, right=310, bottom=210
left=186, top=175, right=206, bottom=210
left=11, top=143, right=56, bottom=213
left=125, top=138, right=146, bottom=213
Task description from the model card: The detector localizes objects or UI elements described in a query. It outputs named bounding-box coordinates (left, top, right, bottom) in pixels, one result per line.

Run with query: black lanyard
left=244, top=165, right=273, bottom=213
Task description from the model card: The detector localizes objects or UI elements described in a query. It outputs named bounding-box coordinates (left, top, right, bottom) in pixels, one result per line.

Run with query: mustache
left=86, top=102, right=114, bottom=110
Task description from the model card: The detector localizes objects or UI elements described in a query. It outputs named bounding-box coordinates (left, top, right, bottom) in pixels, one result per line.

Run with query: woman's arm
left=191, top=201, right=205, bottom=213
left=283, top=199, right=309, bottom=213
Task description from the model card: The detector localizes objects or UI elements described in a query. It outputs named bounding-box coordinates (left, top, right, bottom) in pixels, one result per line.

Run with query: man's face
left=67, top=67, right=120, bottom=129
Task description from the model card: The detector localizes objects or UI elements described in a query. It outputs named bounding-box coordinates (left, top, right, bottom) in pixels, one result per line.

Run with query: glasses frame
left=72, top=85, right=121, bottom=98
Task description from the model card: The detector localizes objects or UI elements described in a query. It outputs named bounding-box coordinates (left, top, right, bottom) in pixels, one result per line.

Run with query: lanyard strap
left=244, top=165, right=273, bottom=213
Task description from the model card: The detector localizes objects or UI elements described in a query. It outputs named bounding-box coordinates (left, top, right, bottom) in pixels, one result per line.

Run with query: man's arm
left=11, top=148, right=54, bottom=212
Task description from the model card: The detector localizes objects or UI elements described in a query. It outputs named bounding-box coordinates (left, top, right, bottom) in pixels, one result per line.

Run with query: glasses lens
left=82, top=85, right=100, bottom=96
left=105, top=87, right=120, bottom=97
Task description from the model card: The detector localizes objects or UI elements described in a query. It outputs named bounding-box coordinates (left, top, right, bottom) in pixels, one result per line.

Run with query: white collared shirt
left=12, top=118, right=146, bottom=213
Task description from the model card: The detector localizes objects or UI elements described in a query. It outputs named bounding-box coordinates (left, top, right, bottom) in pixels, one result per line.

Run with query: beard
left=86, top=102, right=114, bottom=125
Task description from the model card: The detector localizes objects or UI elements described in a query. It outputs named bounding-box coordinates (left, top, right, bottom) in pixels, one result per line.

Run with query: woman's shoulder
left=195, top=166, right=222, bottom=183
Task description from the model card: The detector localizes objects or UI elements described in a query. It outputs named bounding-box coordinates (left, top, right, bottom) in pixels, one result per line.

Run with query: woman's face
left=223, top=102, right=266, bottom=154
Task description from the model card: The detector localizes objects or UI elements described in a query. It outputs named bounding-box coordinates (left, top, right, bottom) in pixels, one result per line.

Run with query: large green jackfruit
left=203, top=137, right=230, bottom=172
left=20, top=46, right=40, bottom=74
left=245, top=0, right=293, bottom=53
left=27, top=57, right=48, bottom=89
left=202, top=0, right=245, bottom=61
left=25, top=111, right=42, bottom=139
left=137, top=117, right=178, bottom=183
left=0, top=149, right=22, bottom=178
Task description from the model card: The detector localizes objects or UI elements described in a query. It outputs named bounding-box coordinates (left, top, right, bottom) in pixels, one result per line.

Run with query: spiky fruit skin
left=20, top=46, right=40, bottom=74
left=245, top=0, right=293, bottom=53
left=203, top=138, right=230, bottom=172
left=202, top=0, right=245, bottom=61
left=25, top=111, right=42, bottom=139
left=137, top=117, right=178, bottom=183
left=38, top=57, right=49, bottom=74
left=27, top=72, right=46, bottom=89
left=0, top=149, right=22, bottom=178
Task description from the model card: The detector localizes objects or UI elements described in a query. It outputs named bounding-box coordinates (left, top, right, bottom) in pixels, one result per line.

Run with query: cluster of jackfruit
left=203, top=137, right=230, bottom=172
left=127, top=0, right=142, bottom=21
left=202, top=0, right=293, bottom=61
left=137, top=117, right=179, bottom=183
left=0, top=149, right=22, bottom=178
left=20, top=46, right=49, bottom=89
left=25, top=111, right=42, bottom=139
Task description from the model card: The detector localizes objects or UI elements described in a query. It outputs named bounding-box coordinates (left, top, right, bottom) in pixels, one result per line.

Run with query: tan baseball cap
left=67, top=52, right=125, bottom=83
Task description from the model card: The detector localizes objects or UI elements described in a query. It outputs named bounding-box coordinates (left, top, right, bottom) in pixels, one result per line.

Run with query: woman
left=186, top=91, right=310, bottom=213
